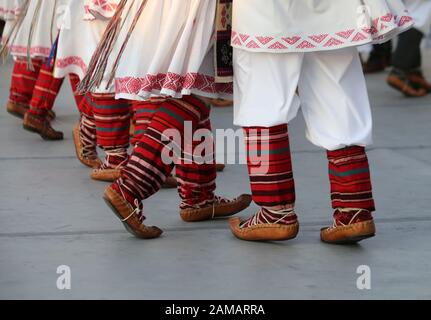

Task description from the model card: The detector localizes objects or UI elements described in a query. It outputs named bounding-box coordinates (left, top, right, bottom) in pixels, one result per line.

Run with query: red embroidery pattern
left=231, top=12, right=413, bottom=51
left=89, top=0, right=118, bottom=19
left=9, top=45, right=51, bottom=57
left=83, top=5, right=96, bottom=20
left=115, top=73, right=233, bottom=97
left=0, top=6, right=22, bottom=18
left=55, top=56, right=87, bottom=74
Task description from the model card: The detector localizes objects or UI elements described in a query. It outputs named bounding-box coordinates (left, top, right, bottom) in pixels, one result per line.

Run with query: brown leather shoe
left=23, top=112, right=64, bottom=140
left=180, top=194, right=252, bottom=222
left=230, top=217, right=299, bottom=241
left=208, top=98, right=233, bottom=107
left=162, top=175, right=178, bottom=189
left=46, top=109, right=56, bottom=122
left=387, top=72, right=427, bottom=97
left=91, top=168, right=121, bottom=182
left=6, top=101, right=29, bottom=119
left=103, top=186, right=163, bottom=239
left=216, top=163, right=225, bottom=172
left=73, top=122, right=102, bottom=168
left=321, top=219, right=376, bottom=245
left=408, top=71, right=431, bottom=93
left=129, top=119, right=135, bottom=137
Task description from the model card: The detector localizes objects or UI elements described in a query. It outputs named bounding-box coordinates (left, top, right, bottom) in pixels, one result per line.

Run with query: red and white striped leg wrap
left=176, top=96, right=217, bottom=210
left=9, top=58, right=43, bottom=106
left=327, top=146, right=375, bottom=225
left=69, top=74, right=84, bottom=112
left=27, top=61, right=64, bottom=117
left=111, top=96, right=210, bottom=212
left=77, top=94, right=98, bottom=159
left=91, top=93, right=131, bottom=170
left=244, top=124, right=296, bottom=207
left=130, top=99, right=163, bottom=146
left=80, top=114, right=98, bottom=159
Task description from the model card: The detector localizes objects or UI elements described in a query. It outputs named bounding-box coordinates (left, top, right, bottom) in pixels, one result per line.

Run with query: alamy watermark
left=56, top=265, right=71, bottom=290
left=158, top=122, right=270, bottom=174
left=356, top=265, right=372, bottom=290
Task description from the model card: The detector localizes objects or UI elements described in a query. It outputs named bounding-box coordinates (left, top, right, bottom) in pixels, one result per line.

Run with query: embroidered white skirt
left=7, top=0, right=69, bottom=59
left=84, top=0, right=119, bottom=20
left=112, top=0, right=232, bottom=100
left=231, top=0, right=414, bottom=53
left=0, top=0, right=23, bottom=20
left=54, top=0, right=111, bottom=81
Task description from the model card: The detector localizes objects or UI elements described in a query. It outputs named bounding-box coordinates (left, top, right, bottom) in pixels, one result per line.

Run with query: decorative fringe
left=26, top=0, right=43, bottom=71
left=50, top=0, right=58, bottom=46
left=106, top=0, right=148, bottom=89
left=0, top=0, right=31, bottom=63
left=78, top=0, right=149, bottom=94
left=77, top=0, right=129, bottom=94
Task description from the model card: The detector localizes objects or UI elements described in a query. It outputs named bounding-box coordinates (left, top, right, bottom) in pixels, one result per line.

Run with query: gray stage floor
left=0, top=55, right=430, bottom=300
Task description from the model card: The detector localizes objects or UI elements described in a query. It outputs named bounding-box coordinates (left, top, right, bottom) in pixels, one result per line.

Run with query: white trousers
left=233, top=47, right=373, bottom=151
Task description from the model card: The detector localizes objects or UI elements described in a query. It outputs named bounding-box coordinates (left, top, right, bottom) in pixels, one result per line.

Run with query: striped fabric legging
left=9, top=58, right=44, bottom=106
left=78, top=93, right=97, bottom=153
left=69, top=74, right=85, bottom=113
left=244, top=124, right=295, bottom=208
left=244, top=125, right=375, bottom=211
left=130, top=99, right=162, bottom=145
left=27, top=60, right=64, bottom=117
left=118, top=96, right=216, bottom=208
left=90, top=93, right=131, bottom=168
left=327, top=146, right=375, bottom=212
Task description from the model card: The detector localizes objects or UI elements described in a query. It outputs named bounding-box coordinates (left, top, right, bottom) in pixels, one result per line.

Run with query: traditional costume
left=81, top=0, right=251, bottom=238
left=2, top=0, right=65, bottom=140
left=54, top=0, right=135, bottom=179
left=229, top=0, right=414, bottom=243
left=53, top=0, right=121, bottom=169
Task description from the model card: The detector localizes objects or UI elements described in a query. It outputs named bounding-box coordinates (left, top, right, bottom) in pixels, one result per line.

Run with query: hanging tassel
left=50, top=0, right=59, bottom=46
left=77, top=0, right=129, bottom=94
left=105, top=0, right=148, bottom=90
left=26, top=0, right=43, bottom=71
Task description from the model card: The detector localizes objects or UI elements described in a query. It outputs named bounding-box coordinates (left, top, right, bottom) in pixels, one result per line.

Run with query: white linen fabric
left=233, top=47, right=373, bottom=151
left=0, top=0, right=24, bottom=20
left=112, top=0, right=232, bottom=100
left=7, top=0, right=70, bottom=59
left=231, top=0, right=414, bottom=53
left=54, top=0, right=116, bottom=82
